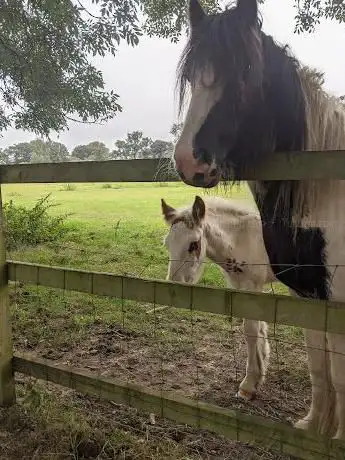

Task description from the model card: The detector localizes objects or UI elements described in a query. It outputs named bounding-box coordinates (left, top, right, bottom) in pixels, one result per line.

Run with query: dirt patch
left=16, top=319, right=310, bottom=426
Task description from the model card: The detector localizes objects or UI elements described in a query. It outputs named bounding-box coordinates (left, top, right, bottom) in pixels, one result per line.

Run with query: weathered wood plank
left=0, top=158, right=178, bottom=184
left=13, top=355, right=345, bottom=460
left=7, top=261, right=345, bottom=334
left=246, top=150, right=345, bottom=180
left=0, top=189, right=15, bottom=405
left=1, top=151, right=345, bottom=183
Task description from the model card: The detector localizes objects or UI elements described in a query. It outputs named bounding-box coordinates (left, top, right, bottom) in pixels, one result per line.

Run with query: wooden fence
left=2, top=155, right=345, bottom=460
left=1, top=150, right=345, bottom=183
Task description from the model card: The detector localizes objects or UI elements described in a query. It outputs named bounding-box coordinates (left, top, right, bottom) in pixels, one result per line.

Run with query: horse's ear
left=161, top=199, right=176, bottom=223
left=189, top=0, right=206, bottom=30
left=192, top=195, right=206, bottom=224
left=237, top=0, right=258, bottom=25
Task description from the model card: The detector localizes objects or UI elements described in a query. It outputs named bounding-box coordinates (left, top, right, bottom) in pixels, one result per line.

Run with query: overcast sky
left=2, top=0, right=345, bottom=151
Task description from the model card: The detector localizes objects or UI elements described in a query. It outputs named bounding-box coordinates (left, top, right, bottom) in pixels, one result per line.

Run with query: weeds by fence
left=4, top=194, right=70, bottom=250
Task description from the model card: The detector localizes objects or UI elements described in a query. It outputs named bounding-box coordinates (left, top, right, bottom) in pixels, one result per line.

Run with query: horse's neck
left=203, top=213, right=239, bottom=264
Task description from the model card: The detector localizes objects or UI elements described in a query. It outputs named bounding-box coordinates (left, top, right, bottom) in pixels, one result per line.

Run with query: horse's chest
left=253, top=183, right=329, bottom=299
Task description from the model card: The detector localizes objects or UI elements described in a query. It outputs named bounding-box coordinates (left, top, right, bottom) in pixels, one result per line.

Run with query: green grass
left=3, top=182, right=249, bottom=225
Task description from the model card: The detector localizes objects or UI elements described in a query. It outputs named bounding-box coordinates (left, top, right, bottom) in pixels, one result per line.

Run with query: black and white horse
left=173, top=0, right=345, bottom=439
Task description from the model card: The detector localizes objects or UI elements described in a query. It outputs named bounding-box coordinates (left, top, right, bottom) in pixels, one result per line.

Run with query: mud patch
left=17, top=320, right=310, bottom=425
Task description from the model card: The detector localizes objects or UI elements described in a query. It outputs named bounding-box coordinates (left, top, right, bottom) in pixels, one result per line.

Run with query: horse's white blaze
left=162, top=196, right=274, bottom=398
left=175, top=69, right=222, bottom=156
left=164, top=221, right=206, bottom=283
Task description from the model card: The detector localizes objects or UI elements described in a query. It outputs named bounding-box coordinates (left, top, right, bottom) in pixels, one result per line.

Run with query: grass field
left=0, top=182, right=305, bottom=460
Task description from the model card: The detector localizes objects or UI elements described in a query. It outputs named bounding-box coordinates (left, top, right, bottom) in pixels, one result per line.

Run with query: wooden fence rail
left=7, top=260, right=345, bottom=335
left=1, top=151, right=345, bottom=183
left=12, top=355, right=345, bottom=460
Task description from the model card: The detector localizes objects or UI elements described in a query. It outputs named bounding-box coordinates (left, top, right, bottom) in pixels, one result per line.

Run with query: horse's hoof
left=236, top=388, right=256, bottom=400
left=294, top=418, right=315, bottom=432
left=333, top=429, right=345, bottom=441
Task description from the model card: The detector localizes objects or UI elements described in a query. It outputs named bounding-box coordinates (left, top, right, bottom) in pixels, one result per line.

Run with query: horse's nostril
left=192, top=173, right=207, bottom=187
left=209, top=168, right=218, bottom=177
left=194, top=148, right=212, bottom=165
left=190, top=172, right=219, bottom=188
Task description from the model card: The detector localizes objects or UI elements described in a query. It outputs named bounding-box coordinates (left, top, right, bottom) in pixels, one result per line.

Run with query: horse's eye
left=188, top=241, right=199, bottom=253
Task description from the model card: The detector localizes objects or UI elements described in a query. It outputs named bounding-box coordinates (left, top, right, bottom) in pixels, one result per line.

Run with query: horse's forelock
left=170, top=212, right=195, bottom=230
left=170, top=200, right=209, bottom=229
left=177, top=7, right=264, bottom=112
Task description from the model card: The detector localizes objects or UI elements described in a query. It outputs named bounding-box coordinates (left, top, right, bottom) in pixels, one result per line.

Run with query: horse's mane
left=176, top=5, right=263, bottom=114
left=301, top=67, right=345, bottom=151
left=202, top=196, right=257, bottom=218
left=171, top=196, right=258, bottom=230
left=276, top=66, right=345, bottom=228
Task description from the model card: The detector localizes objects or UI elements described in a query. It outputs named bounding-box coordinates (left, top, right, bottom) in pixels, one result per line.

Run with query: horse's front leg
left=327, top=332, right=345, bottom=439
left=237, top=319, right=270, bottom=400
left=294, top=329, right=335, bottom=436
left=226, top=277, right=270, bottom=400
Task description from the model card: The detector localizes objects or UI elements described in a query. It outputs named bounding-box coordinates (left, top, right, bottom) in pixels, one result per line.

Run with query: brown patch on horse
left=225, top=258, right=246, bottom=274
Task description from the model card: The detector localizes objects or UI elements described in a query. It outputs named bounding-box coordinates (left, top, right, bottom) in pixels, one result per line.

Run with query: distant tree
left=71, top=145, right=87, bottom=161
left=3, top=142, right=33, bottom=164
left=0, top=150, right=9, bottom=165
left=2, top=139, right=70, bottom=164
left=72, top=141, right=110, bottom=161
left=29, top=139, right=47, bottom=163
left=30, top=139, right=69, bottom=163
left=112, top=131, right=153, bottom=160
left=46, top=141, right=69, bottom=162
left=86, top=141, right=110, bottom=161
left=150, top=140, right=174, bottom=159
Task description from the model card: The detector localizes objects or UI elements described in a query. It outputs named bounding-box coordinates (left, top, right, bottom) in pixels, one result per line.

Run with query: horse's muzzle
left=174, top=146, right=221, bottom=188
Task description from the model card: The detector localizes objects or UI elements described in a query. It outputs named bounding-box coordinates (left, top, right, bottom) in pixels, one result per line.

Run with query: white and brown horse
left=161, top=195, right=274, bottom=400
left=173, top=0, right=345, bottom=439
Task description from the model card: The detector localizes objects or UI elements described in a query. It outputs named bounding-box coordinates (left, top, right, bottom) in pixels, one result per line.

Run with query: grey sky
left=2, top=0, right=345, bottom=151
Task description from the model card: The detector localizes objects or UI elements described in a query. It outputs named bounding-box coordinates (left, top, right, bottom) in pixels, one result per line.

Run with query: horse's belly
left=262, top=222, right=329, bottom=299
left=251, top=181, right=345, bottom=301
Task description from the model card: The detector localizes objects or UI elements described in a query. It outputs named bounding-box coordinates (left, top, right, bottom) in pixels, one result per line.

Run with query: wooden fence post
left=0, top=185, right=15, bottom=405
